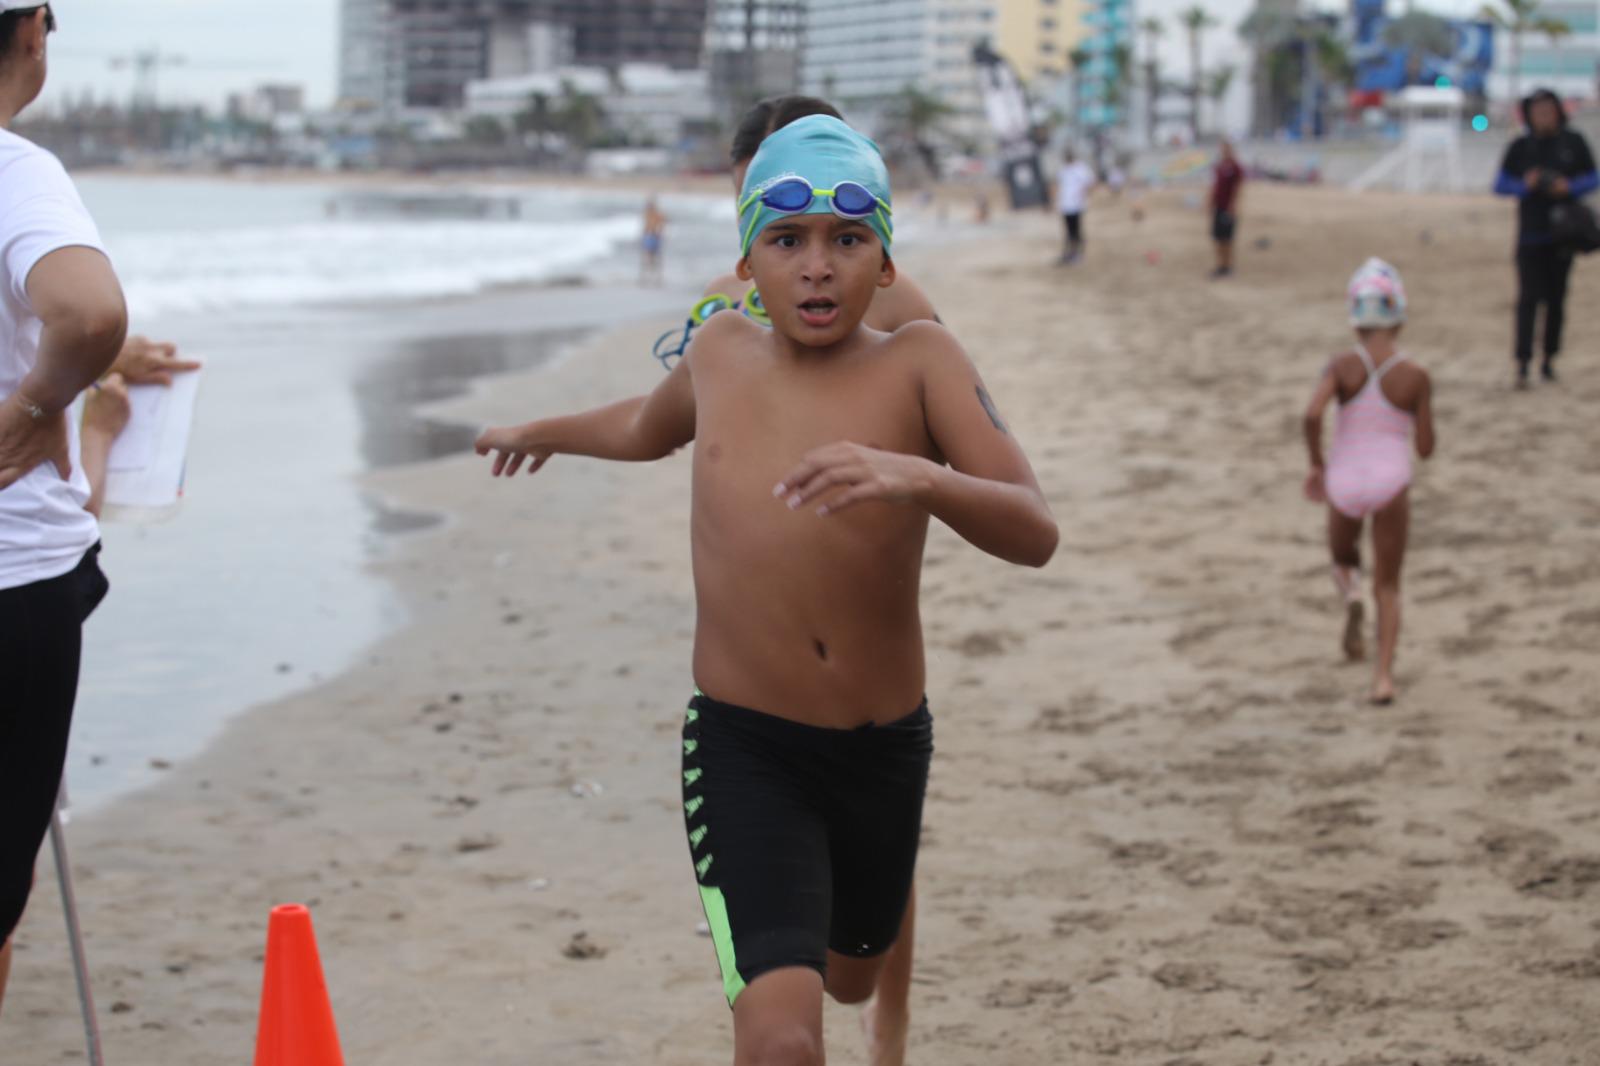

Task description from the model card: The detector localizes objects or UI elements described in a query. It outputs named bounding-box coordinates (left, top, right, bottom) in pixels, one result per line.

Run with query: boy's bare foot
left=1370, top=676, right=1395, bottom=705
left=1342, top=599, right=1365, bottom=661
left=862, top=995, right=909, bottom=1066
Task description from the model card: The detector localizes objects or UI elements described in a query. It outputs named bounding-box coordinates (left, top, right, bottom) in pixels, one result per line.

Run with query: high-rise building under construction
left=339, top=0, right=712, bottom=112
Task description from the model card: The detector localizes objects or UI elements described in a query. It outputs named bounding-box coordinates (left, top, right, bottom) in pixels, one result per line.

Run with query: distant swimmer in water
left=640, top=195, right=666, bottom=286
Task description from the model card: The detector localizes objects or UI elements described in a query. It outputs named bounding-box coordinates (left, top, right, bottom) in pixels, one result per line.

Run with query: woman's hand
left=0, top=390, right=70, bottom=488
left=82, top=373, right=131, bottom=441
left=111, top=336, right=200, bottom=386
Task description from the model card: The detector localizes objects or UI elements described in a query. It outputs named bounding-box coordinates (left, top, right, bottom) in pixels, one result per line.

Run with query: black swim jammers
left=681, top=690, right=933, bottom=1007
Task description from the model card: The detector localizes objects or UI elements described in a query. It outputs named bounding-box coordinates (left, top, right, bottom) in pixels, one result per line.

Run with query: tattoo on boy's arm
left=976, top=385, right=1008, bottom=433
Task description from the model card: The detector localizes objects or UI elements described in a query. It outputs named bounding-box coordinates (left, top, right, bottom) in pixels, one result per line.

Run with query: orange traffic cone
left=253, top=904, right=345, bottom=1066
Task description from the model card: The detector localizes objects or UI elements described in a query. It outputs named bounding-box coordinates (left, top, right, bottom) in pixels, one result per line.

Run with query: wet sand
left=10, top=183, right=1600, bottom=1064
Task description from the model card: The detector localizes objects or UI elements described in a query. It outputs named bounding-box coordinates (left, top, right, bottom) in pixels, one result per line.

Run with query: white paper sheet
left=104, top=369, right=201, bottom=513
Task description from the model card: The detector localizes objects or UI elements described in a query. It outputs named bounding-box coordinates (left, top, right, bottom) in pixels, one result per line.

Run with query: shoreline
left=12, top=186, right=1600, bottom=1064
left=66, top=274, right=703, bottom=811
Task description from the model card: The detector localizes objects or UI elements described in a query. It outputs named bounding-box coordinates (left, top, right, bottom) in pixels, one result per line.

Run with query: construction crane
left=107, top=48, right=186, bottom=109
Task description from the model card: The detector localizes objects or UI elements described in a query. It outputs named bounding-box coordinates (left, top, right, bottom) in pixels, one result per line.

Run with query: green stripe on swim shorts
left=684, top=738, right=698, bottom=755
left=689, top=824, right=709, bottom=849
left=686, top=706, right=699, bottom=723
left=698, top=884, right=747, bottom=1006
left=685, top=795, right=704, bottom=817
left=684, top=767, right=703, bottom=787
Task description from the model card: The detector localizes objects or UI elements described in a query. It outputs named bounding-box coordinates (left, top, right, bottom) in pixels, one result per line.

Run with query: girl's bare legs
left=861, top=886, right=915, bottom=1066
left=1369, top=490, right=1410, bottom=704
left=1327, top=506, right=1366, bottom=660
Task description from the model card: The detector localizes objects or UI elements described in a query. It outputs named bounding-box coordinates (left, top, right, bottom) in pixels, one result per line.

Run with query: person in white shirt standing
left=1054, top=149, right=1097, bottom=265
left=0, top=1, right=132, bottom=1019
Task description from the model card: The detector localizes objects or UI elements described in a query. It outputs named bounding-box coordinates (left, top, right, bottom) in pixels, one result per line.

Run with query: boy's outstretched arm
left=776, top=323, right=1058, bottom=568
left=476, top=353, right=695, bottom=476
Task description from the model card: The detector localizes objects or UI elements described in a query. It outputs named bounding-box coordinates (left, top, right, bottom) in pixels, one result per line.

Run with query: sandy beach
left=10, top=182, right=1600, bottom=1065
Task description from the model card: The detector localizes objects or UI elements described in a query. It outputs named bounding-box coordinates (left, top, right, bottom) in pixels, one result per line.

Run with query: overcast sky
left=37, top=0, right=1487, bottom=115
left=41, top=0, right=339, bottom=110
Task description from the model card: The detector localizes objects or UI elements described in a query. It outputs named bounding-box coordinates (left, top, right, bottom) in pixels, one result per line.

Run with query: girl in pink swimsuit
left=1302, top=259, right=1437, bottom=705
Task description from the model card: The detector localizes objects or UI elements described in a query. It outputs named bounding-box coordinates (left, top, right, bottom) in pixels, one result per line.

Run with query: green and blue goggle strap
left=651, top=291, right=772, bottom=371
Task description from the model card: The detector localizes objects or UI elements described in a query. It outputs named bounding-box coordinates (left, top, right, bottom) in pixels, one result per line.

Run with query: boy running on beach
left=649, top=96, right=939, bottom=1053
left=1302, top=259, right=1435, bottom=705
left=476, top=116, right=1058, bottom=1065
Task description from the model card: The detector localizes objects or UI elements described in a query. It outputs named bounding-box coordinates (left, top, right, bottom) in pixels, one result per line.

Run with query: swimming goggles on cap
left=740, top=176, right=888, bottom=220
left=739, top=176, right=892, bottom=252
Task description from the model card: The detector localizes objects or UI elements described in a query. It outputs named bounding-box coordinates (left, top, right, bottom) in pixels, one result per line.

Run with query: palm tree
left=555, top=80, right=607, bottom=163
left=1108, top=42, right=1135, bottom=114
left=1480, top=0, right=1547, bottom=105
left=885, top=85, right=954, bottom=178
left=1240, top=1, right=1299, bottom=137
left=1068, top=46, right=1092, bottom=142
left=1313, top=31, right=1353, bottom=136
left=1537, top=15, right=1573, bottom=84
left=1180, top=5, right=1220, bottom=142
left=1140, top=16, right=1165, bottom=146
left=1208, top=64, right=1237, bottom=135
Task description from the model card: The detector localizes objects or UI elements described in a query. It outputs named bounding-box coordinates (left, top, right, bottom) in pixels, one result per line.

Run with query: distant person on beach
left=1054, top=149, right=1095, bottom=264
left=641, top=196, right=667, bottom=286
left=1302, top=259, right=1435, bottom=705
left=0, top=0, right=128, bottom=1018
left=1493, top=88, right=1597, bottom=388
left=476, top=115, right=1057, bottom=1066
left=1209, top=140, right=1244, bottom=278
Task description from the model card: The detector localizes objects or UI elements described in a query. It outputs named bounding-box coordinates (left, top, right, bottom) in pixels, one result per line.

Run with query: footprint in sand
left=981, top=978, right=1073, bottom=1009
left=1376, top=918, right=1466, bottom=952
left=953, top=629, right=1019, bottom=658
left=1492, top=747, right=1574, bottom=797
left=1051, top=910, right=1119, bottom=937
left=1514, top=855, right=1600, bottom=901
left=1149, top=961, right=1224, bottom=993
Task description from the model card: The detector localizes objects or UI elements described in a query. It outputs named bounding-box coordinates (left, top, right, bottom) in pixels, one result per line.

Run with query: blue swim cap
left=737, top=115, right=893, bottom=258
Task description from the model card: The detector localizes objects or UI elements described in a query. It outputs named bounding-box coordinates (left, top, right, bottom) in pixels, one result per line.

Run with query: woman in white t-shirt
left=0, top=1, right=131, bottom=1017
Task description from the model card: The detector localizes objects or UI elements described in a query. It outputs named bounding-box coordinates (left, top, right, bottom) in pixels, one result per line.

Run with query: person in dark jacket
left=1493, top=88, right=1598, bottom=387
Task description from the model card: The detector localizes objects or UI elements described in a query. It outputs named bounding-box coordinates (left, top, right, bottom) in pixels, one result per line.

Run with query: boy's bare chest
left=693, top=362, right=931, bottom=474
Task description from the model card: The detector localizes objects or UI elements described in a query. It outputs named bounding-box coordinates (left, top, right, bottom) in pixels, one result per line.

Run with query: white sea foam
left=74, top=176, right=735, bottom=319
left=112, top=215, right=642, bottom=317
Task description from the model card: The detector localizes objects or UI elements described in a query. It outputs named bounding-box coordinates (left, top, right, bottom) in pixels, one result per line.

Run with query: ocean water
left=75, top=176, right=739, bottom=319
left=64, top=175, right=724, bottom=808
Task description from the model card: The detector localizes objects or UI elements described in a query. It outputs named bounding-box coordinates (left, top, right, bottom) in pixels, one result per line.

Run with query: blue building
left=1078, top=0, right=1133, bottom=128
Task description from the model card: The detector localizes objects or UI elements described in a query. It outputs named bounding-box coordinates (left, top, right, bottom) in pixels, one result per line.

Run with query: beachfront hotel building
left=708, top=0, right=806, bottom=119
left=799, top=0, right=1000, bottom=142
left=798, top=0, right=1089, bottom=150
left=1490, top=0, right=1600, bottom=102
left=1074, top=0, right=1133, bottom=128
left=339, top=0, right=714, bottom=113
left=993, top=0, right=1086, bottom=85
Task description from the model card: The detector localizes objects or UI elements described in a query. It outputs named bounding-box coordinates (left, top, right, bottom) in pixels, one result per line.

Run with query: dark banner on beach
left=973, top=43, right=1049, bottom=211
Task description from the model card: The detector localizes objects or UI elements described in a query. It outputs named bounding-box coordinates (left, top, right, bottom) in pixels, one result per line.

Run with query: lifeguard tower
left=1350, top=86, right=1466, bottom=193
